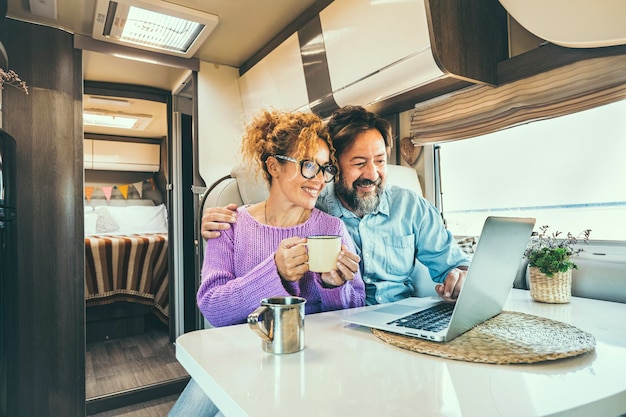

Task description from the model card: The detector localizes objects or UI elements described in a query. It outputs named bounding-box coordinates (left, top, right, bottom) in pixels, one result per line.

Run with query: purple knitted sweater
left=197, top=207, right=365, bottom=327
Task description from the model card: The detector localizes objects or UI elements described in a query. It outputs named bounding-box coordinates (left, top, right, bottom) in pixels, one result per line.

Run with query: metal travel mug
left=247, top=296, right=306, bottom=354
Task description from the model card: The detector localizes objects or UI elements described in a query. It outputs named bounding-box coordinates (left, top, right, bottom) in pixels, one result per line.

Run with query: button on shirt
left=316, top=184, right=470, bottom=305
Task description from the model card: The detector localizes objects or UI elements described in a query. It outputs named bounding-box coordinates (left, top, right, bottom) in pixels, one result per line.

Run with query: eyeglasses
left=273, top=155, right=338, bottom=183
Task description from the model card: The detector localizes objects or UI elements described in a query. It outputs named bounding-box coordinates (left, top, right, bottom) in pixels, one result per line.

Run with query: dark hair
left=326, top=105, right=393, bottom=158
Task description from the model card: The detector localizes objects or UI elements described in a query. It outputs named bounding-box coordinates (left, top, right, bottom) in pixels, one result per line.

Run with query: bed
left=84, top=200, right=170, bottom=325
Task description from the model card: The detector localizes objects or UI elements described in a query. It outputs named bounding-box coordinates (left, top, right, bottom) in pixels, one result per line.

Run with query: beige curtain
left=410, top=54, right=626, bottom=145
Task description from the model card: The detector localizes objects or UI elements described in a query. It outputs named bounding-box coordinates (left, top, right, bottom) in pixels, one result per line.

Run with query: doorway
left=83, top=81, right=191, bottom=415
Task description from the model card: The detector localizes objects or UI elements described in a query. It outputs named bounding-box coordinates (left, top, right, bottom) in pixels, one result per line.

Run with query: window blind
left=409, top=54, right=626, bottom=145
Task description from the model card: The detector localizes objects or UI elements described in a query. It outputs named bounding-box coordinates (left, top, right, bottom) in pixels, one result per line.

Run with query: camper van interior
left=1, top=0, right=626, bottom=416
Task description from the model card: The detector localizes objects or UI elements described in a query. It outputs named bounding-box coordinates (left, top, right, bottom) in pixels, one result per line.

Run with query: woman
left=168, top=109, right=364, bottom=416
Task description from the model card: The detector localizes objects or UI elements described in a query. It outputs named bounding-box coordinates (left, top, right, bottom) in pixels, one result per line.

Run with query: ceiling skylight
left=92, top=0, right=219, bottom=58
left=84, top=110, right=153, bottom=130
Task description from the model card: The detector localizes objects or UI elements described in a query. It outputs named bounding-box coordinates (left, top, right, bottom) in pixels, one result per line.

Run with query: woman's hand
left=201, top=203, right=238, bottom=239
left=274, top=237, right=308, bottom=282
left=321, top=245, right=361, bottom=287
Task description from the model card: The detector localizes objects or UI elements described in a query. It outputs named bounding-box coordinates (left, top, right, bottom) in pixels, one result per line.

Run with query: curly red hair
left=240, top=109, right=337, bottom=184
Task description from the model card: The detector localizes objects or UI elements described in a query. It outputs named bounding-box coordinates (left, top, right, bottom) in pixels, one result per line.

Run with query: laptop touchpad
left=373, top=304, right=418, bottom=315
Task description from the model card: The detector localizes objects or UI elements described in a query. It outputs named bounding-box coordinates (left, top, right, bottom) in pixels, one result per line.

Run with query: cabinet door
left=91, top=141, right=160, bottom=172
left=321, top=0, right=433, bottom=91
left=239, top=33, right=310, bottom=114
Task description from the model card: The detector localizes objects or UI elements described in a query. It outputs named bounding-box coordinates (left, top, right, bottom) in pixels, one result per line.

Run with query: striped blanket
left=85, top=233, right=169, bottom=324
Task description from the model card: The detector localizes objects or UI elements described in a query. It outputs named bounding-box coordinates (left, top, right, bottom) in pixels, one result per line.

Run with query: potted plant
left=1, top=62, right=29, bottom=126
left=524, top=226, right=591, bottom=303
left=0, top=68, right=29, bottom=94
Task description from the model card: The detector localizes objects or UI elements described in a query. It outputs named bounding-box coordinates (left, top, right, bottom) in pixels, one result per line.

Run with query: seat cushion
left=230, top=165, right=269, bottom=205
left=386, top=165, right=422, bottom=197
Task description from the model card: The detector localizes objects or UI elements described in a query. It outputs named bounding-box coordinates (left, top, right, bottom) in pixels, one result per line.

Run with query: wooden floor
left=89, top=394, right=178, bottom=417
left=86, top=325, right=188, bottom=415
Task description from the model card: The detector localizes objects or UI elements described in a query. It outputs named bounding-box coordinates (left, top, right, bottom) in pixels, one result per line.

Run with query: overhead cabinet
left=238, top=0, right=507, bottom=115
left=320, top=0, right=442, bottom=107
left=84, top=139, right=160, bottom=172
left=239, top=33, right=310, bottom=114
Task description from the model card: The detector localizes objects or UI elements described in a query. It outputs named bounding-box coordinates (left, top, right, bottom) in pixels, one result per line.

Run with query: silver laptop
left=343, top=216, right=535, bottom=342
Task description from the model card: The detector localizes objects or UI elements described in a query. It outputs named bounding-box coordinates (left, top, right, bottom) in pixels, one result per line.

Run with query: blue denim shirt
left=316, top=184, right=470, bottom=305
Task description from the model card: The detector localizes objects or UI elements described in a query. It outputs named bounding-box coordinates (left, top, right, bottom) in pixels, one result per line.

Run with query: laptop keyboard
left=387, top=302, right=454, bottom=332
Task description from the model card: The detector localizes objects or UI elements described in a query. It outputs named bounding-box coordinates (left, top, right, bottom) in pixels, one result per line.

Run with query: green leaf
left=524, top=226, right=590, bottom=276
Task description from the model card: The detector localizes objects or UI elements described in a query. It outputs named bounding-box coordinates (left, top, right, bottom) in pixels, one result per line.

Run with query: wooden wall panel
left=0, top=19, right=85, bottom=417
left=426, top=0, right=508, bottom=85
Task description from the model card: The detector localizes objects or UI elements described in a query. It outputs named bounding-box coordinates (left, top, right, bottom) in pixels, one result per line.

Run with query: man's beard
left=335, top=175, right=383, bottom=217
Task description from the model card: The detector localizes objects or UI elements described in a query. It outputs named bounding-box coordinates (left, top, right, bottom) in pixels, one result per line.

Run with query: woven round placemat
left=372, top=311, right=595, bottom=364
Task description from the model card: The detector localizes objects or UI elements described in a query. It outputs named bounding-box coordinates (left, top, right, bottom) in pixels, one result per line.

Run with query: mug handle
left=247, top=305, right=272, bottom=342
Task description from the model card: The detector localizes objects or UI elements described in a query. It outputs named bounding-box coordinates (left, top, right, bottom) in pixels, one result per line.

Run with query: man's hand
left=201, top=203, right=238, bottom=239
left=435, top=266, right=468, bottom=302
left=321, top=245, right=361, bottom=287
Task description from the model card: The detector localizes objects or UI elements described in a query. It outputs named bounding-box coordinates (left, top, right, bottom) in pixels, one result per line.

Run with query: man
left=202, top=105, right=470, bottom=304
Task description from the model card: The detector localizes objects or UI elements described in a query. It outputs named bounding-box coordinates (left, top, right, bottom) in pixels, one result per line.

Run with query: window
left=437, top=99, right=626, bottom=242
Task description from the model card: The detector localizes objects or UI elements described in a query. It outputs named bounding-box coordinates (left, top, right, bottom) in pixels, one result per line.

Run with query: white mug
left=306, top=235, right=341, bottom=273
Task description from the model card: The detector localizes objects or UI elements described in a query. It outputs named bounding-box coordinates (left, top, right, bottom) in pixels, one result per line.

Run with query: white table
left=176, top=289, right=626, bottom=417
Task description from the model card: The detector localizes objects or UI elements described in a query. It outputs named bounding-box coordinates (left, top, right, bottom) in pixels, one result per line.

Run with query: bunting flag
left=85, top=181, right=152, bottom=200
left=85, top=186, right=94, bottom=201
left=132, top=181, right=144, bottom=198
left=118, top=184, right=129, bottom=199
left=101, top=186, right=113, bottom=201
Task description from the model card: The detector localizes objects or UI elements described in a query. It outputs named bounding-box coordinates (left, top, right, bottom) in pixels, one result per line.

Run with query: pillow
left=456, top=236, right=477, bottom=255
left=84, top=212, right=98, bottom=235
left=98, top=204, right=168, bottom=234
left=94, top=207, right=120, bottom=234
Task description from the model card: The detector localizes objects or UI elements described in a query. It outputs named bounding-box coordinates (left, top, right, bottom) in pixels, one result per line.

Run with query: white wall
left=197, top=61, right=245, bottom=187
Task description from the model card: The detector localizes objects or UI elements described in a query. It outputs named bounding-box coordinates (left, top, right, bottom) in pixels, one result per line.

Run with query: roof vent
left=84, top=109, right=153, bottom=130
left=92, top=0, right=219, bottom=58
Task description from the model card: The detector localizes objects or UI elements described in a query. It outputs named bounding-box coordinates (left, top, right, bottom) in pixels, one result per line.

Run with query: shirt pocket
left=383, top=234, right=416, bottom=276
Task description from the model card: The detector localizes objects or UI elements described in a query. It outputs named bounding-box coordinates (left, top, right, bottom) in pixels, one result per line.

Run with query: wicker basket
left=528, top=266, right=572, bottom=303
